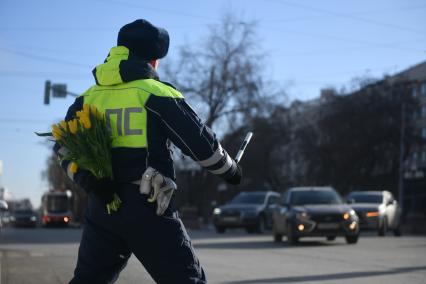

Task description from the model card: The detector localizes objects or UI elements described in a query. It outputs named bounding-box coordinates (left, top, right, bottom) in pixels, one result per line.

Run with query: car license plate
left=223, top=217, right=239, bottom=222
left=317, top=223, right=339, bottom=229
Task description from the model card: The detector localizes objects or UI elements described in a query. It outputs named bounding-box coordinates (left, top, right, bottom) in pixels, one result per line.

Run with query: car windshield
left=290, top=190, right=342, bottom=205
left=14, top=210, right=33, bottom=215
left=231, top=193, right=266, bottom=204
left=46, top=195, right=69, bottom=213
left=348, top=193, right=383, bottom=204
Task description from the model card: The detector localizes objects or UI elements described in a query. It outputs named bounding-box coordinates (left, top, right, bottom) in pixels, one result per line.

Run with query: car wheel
left=286, top=223, right=299, bottom=245
left=345, top=234, right=359, bottom=244
left=256, top=215, right=266, bottom=234
left=378, top=217, right=387, bottom=236
left=326, top=236, right=336, bottom=241
left=215, top=226, right=226, bottom=234
left=246, top=227, right=256, bottom=234
left=393, top=225, right=402, bottom=237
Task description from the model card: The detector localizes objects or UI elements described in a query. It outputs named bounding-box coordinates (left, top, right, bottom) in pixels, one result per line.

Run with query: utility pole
left=43, top=80, right=79, bottom=105
left=398, top=102, right=405, bottom=219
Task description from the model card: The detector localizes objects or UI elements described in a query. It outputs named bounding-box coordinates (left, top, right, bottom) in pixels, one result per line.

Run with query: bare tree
left=164, top=13, right=271, bottom=129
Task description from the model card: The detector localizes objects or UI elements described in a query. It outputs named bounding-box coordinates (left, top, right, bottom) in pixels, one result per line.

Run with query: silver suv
left=347, top=191, right=402, bottom=236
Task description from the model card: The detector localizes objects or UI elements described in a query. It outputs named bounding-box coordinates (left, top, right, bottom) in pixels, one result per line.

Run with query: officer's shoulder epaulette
left=136, top=79, right=184, bottom=99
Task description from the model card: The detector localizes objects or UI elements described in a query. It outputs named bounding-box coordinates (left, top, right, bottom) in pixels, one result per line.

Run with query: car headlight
left=296, top=212, right=310, bottom=220
left=30, top=216, right=37, bottom=221
left=343, top=210, right=356, bottom=220
left=213, top=208, right=221, bottom=215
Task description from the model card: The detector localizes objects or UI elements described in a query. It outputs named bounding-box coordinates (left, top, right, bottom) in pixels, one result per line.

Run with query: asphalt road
left=0, top=227, right=425, bottom=284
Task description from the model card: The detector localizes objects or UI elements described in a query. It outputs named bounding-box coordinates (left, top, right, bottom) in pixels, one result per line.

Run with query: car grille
left=310, top=214, right=342, bottom=223
left=222, top=211, right=241, bottom=218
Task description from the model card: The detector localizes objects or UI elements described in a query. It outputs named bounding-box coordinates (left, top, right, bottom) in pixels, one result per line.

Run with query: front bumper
left=213, top=213, right=259, bottom=228
left=13, top=220, right=37, bottom=227
left=356, top=213, right=380, bottom=230
left=291, top=218, right=359, bottom=237
left=42, top=216, right=70, bottom=226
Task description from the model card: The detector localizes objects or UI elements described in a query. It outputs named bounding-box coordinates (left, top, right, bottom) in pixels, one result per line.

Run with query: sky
left=0, top=0, right=425, bottom=207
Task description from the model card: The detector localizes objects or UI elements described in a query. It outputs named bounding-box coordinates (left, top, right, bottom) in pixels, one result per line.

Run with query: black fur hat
left=117, top=19, right=169, bottom=60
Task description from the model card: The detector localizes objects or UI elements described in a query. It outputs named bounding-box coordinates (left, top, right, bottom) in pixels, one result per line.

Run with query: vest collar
left=92, top=46, right=159, bottom=86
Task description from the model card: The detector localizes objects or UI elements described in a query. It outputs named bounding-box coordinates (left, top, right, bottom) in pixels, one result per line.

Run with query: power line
left=91, top=0, right=214, bottom=21
left=269, top=38, right=426, bottom=56
left=0, top=118, right=53, bottom=125
left=267, top=3, right=426, bottom=23
left=0, top=47, right=90, bottom=69
left=268, top=0, right=426, bottom=36
left=0, top=24, right=201, bottom=32
left=0, top=70, right=89, bottom=79
left=263, top=25, right=426, bottom=54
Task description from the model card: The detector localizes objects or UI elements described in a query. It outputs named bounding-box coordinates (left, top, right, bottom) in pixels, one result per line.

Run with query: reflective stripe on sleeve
left=209, top=153, right=233, bottom=175
left=198, top=144, right=224, bottom=167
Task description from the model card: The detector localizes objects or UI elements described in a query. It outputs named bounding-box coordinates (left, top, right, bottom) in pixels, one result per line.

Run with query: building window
left=422, top=151, right=426, bottom=162
left=412, top=151, right=419, bottom=161
left=422, top=106, right=426, bottom=117
left=412, top=86, right=417, bottom=97
left=422, top=128, right=426, bottom=138
left=422, top=83, right=426, bottom=96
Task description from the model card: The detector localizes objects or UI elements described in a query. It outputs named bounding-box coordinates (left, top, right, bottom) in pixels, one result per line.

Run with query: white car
left=0, top=200, right=8, bottom=230
left=347, top=191, right=401, bottom=236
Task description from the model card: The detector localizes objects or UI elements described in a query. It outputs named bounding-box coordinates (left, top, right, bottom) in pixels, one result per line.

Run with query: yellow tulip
left=59, top=120, right=67, bottom=131
left=81, top=115, right=92, bottom=129
left=68, top=119, right=78, bottom=134
left=69, top=162, right=78, bottom=173
left=76, top=111, right=84, bottom=119
left=83, top=104, right=90, bottom=115
left=51, top=124, right=62, bottom=140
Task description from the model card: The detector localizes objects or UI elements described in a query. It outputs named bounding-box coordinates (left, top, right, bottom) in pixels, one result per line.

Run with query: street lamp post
left=398, top=102, right=405, bottom=219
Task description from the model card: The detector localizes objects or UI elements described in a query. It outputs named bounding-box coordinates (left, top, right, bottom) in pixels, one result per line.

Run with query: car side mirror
left=347, top=198, right=355, bottom=204
left=268, top=204, right=277, bottom=210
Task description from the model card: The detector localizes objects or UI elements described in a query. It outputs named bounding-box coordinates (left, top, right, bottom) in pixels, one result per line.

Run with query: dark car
left=213, top=191, right=280, bottom=234
left=10, top=209, right=38, bottom=228
left=272, top=187, right=359, bottom=244
left=347, top=190, right=402, bottom=236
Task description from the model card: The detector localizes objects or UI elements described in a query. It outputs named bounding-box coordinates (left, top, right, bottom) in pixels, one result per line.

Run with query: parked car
left=10, top=209, right=38, bottom=228
left=213, top=191, right=280, bottom=234
left=0, top=200, right=8, bottom=230
left=346, top=190, right=401, bottom=236
left=273, top=187, right=359, bottom=244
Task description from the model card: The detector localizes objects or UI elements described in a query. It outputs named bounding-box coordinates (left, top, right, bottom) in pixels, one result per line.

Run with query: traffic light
left=43, top=80, right=78, bottom=105
left=52, top=84, right=67, bottom=98
left=44, top=80, right=51, bottom=105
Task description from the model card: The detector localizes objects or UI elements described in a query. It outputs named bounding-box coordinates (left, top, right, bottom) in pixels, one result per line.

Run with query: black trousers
left=69, top=183, right=206, bottom=284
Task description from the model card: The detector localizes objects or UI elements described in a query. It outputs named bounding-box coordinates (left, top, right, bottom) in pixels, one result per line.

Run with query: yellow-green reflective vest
left=81, top=79, right=183, bottom=148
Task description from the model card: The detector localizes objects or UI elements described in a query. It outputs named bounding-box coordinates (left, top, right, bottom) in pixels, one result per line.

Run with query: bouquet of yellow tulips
left=38, top=104, right=121, bottom=214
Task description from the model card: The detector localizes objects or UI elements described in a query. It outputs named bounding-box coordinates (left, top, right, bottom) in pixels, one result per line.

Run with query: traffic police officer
left=54, top=19, right=242, bottom=283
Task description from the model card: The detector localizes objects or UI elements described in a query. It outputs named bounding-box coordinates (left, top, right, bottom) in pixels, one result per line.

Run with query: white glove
left=139, top=167, right=177, bottom=216
left=139, top=167, right=157, bottom=195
